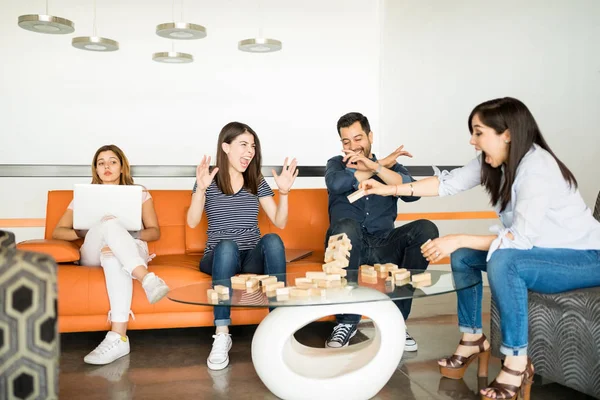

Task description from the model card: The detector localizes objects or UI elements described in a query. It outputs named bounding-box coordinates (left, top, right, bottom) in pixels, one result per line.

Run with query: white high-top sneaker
left=142, top=272, right=170, bottom=304
left=84, top=331, right=131, bottom=365
left=207, top=333, right=232, bottom=371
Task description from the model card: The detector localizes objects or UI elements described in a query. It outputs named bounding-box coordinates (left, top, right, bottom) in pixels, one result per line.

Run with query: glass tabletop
left=167, top=270, right=480, bottom=308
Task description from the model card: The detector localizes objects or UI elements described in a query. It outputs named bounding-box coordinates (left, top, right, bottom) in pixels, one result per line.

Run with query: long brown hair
left=215, top=122, right=263, bottom=195
left=469, top=97, right=577, bottom=211
left=91, top=144, right=134, bottom=185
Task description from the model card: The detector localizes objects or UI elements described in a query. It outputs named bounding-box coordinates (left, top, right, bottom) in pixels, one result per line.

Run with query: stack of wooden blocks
left=360, top=264, right=432, bottom=290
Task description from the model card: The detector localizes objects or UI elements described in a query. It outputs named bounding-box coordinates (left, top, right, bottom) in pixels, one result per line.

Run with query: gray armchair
left=0, top=230, right=59, bottom=399
left=490, top=190, right=600, bottom=398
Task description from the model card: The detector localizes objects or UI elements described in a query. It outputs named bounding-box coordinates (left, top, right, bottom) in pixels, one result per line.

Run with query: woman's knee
left=214, top=240, right=239, bottom=256
left=261, top=233, right=284, bottom=252
left=414, top=219, right=440, bottom=241
left=451, top=248, right=479, bottom=272
left=487, top=249, right=519, bottom=283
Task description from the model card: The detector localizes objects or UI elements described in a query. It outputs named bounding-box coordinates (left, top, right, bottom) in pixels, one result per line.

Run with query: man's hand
left=342, top=149, right=379, bottom=172
left=379, top=145, right=413, bottom=168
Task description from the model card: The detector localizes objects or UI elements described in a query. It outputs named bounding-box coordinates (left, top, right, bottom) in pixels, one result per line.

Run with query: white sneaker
left=84, top=331, right=130, bottom=365
left=207, top=333, right=232, bottom=371
left=142, top=272, right=170, bottom=304
left=405, top=330, right=418, bottom=352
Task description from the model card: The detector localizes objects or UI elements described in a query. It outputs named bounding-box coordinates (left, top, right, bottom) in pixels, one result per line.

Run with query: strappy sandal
left=481, top=358, right=534, bottom=400
left=438, top=334, right=490, bottom=379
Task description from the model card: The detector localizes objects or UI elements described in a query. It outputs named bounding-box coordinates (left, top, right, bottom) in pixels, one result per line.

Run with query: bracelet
left=409, top=183, right=414, bottom=196
left=373, top=163, right=383, bottom=175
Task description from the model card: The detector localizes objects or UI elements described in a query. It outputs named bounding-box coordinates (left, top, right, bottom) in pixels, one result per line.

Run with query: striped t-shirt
left=193, top=178, right=273, bottom=253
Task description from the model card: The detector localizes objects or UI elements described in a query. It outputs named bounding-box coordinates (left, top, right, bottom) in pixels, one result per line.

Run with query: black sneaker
left=325, top=323, right=358, bottom=348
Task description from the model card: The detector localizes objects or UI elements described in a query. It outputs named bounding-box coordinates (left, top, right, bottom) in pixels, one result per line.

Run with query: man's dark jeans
left=326, top=218, right=439, bottom=324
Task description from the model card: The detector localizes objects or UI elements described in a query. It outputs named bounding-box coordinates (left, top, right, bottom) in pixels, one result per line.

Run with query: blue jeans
left=200, top=233, right=287, bottom=326
left=327, top=218, right=439, bottom=325
left=452, top=247, right=600, bottom=356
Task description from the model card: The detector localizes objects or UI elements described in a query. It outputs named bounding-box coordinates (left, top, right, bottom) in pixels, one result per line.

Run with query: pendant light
left=153, top=0, right=204, bottom=63
left=156, top=0, right=206, bottom=40
left=152, top=41, right=193, bottom=63
left=238, top=1, right=282, bottom=53
left=18, top=0, right=74, bottom=34
left=72, top=0, right=119, bottom=52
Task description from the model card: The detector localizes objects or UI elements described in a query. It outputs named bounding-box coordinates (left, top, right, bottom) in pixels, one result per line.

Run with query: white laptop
left=73, top=184, right=143, bottom=231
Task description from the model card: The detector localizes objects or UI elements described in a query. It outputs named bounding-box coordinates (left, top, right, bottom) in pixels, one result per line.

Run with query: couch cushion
left=17, top=239, right=80, bottom=263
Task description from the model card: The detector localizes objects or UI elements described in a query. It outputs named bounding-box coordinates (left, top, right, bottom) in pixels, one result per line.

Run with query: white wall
left=380, top=0, right=600, bottom=208
left=2, top=0, right=600, bottom=244
left=0, top=0, right=381, bottom=165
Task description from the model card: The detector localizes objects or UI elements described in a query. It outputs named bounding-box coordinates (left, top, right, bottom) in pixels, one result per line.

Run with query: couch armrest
left=17, top=239, right=80, bottom=263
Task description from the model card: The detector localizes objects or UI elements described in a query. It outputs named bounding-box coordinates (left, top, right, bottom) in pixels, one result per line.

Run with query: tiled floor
left=59, top=289, right=596, bottom=399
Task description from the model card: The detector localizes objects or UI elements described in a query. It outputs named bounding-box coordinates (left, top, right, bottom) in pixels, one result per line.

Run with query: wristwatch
left=373, top=163, right=383, bottom=175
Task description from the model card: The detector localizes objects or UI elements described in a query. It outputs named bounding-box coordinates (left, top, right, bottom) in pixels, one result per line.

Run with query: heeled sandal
left=481, top=358, right=534, bottom=400
left=438, top=334, right=490, bottom=379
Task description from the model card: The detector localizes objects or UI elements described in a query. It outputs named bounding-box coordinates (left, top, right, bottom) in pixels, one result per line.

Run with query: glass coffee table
left=168, top=270, right=480, bottom=400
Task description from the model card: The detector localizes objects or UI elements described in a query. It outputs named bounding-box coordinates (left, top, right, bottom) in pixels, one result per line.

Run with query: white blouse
left=436, top=144, right=600, bottom=260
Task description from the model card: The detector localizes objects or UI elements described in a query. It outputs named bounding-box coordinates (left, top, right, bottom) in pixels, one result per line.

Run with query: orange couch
left=17, top=189, right=329, bottom=333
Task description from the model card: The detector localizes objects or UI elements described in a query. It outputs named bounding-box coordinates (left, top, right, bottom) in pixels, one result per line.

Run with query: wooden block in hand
left=347, top=189, right=366, bottom=204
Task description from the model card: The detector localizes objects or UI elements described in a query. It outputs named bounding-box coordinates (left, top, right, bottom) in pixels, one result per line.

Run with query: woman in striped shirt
left=187, top=121, right=298, bottom=371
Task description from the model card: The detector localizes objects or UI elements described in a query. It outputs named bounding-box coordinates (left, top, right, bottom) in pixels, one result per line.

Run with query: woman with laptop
left=53, top=144, right=170, bottom=365
left=358, top=98, right=600, bottom=400
left=187, top=121, right=298, bottom=371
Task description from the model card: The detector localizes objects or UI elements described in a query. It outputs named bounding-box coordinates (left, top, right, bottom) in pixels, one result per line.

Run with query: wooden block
left=328, top=233, right=349, bottom=244
left=290, top=288, right=310, bottom=297
left=328, top=279, right=342, bottom=288
left=266, top=290, right=277, bottom=298
left=395, top=277, right=410, bottom=286
left=378, top=271, right=388, bottom=279
left=246, top=285, right=261, bottom=293
left=316, top=279, right=333, bottom=288
left=306, top=271, right=327, bottom=280
left=360, top=264, right=374, bottom=272
left=394, top=270, right=411, bottom=280
left=411, top=272, right=431, bottom=283
left=308, top=288, right=326, bottom=297
left=207, top=289, right=219, bottom=304
left=347, top=189, right=366, bottom=204
left=295, top=277, right=313, bottom=286
left=246, top=278, right=259, bottom=289
left=420, top=239, right=432, bottom=249
left=323, top=266, right=347, bottom=277
left=361, top=275, right=377, bottom=284
left=374, top=263, right=386, bottom=272
left=297, top=282, right=318, bottom=289
left=324, top=250, right=335, bottom=263
left=265, top=282, right=285, bottom=292
left=260, top=276, right=277, bottom=286
left=276, top=287, right=290, bottom=296
left=361, top=269, right=377, bottom=278
left=218, top=292, right=230, bottom=300
left=325, top=274, right=341, bottom=281
left=231, top=283, right=246, bottom=291
left=323, top=260, right=346, bottom=270
left=231, top=275, right=249, bottom=285
left=412, top=279, right=432, bottom=288
left=384, top=263, right=399, bottom=271
left=385, top=277, right=395, bottom=292
left=276, top=294, right=290, bottom=301
left=214, top=285, right=229, bottom=295
left=254, top=275, right=270, bottom=281
left=329, top=240, right=352, bottom=251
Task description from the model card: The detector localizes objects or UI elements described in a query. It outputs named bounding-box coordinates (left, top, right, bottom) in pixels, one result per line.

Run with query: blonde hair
left=91, top=144, right=134, bottom=185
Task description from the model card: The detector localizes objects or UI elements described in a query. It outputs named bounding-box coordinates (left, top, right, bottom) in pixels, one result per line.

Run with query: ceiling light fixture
left=17, top=0, right=74, bottom=34
left=153, top=41, right=193, bottom=63
left=72, top=0, right=119, bottom=52
left=237, top=0, right=282, bottom=53
left=156, top=0, right=206, bottom=40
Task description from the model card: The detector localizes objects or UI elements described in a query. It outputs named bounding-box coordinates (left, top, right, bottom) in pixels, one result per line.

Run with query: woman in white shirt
left=359, top=97, right=600, bottom=400
left=53, top=144, right=170, bottom=366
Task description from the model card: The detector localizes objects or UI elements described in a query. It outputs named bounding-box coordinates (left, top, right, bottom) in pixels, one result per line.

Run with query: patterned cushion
left=491, top=287, right=600, bottom=398
left=0, top=230, right=59, bottom=400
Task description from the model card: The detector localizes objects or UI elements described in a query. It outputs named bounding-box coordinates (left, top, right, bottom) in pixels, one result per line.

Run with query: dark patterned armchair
left=491, top=190, right=600, bottom=398
left=0, top=230, right=59, bottom=399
